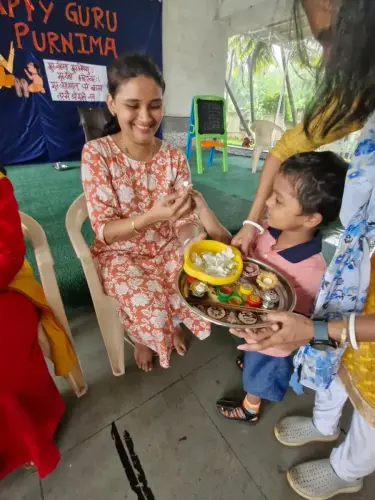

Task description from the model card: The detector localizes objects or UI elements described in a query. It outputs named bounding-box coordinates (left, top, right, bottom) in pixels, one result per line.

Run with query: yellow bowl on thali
left=184, top=240, right=243, bottom=286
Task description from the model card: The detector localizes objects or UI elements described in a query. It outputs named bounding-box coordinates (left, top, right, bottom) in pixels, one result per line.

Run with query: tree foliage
left=226, top=34, right=321, bottom=129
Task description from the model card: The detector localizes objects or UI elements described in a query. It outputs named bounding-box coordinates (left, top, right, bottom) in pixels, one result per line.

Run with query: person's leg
left=117, top=307, right=156, bottom=372
left=331, top=408, right=375, bottom=482
left=244, top=393, right=261, bottom=407
left=0, top=291, right=64, bottom=479
left=284, top=379, right=370, bottom=498
left=216, top=352, right=293, bottom=422
left=275, top=376, right=345, bottom=446
left=287, top=457, right=364, bottom=499
left=162, top=243, right=211, bottom=347
left=171, top=316, right=187, bottom=356
left=99, top=256, right=175, bottom=371
left=117, top=280, right=175, bottom=371
left=243, top=352, right=294, bottom=401
left=287, top=406, right=374, bottom=499
left=313, top=376, right=348, bottom=436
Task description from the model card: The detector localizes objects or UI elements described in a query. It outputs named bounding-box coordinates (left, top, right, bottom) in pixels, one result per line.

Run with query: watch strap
left=311, top=321, right=337, bottom=350
left=313, top=321, right=329, bottom=342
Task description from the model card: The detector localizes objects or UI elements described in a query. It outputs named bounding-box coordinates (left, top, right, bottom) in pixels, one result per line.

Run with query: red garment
left=0, top=176, right=64, bottom=479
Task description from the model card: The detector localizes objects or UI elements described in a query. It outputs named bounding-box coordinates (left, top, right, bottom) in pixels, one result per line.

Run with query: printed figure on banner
left=24, top=62, right=46, bottom=94
left=0, top=43, right=44, bottom=99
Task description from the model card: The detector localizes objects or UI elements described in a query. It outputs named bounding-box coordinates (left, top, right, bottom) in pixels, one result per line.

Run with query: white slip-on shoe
left=274, top=416, right=340, bottom=447
left=287, top=459, right=363, bottom=500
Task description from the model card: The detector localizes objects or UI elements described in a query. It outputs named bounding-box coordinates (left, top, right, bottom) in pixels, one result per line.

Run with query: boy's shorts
left=242, top=351, right=294, bottom=402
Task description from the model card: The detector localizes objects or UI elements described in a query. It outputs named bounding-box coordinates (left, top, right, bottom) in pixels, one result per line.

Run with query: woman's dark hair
left=28, top=62, right=41, bottom=76
left=102, top=53, right=165, bottom=137
left=0, top=166, right=6, bottom=176
left=293, top=0, right=375, bottom=138
left=281, top=151, right=348, bottom=227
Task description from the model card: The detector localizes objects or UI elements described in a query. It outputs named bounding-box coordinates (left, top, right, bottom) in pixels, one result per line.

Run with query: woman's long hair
left=294, top=0, right=375, bottom=138
left=102, top=53, right=166, bottom=137
left=28, top=62, right=42, bottom=76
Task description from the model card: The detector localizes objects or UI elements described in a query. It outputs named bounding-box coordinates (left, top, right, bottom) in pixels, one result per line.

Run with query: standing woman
left=234, top=1, right=375, bottom=499
left=82, top=54, right=210, bottom=373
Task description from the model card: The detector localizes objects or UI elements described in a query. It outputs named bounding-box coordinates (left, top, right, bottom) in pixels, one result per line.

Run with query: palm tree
left=226, top=36, right=319, bottom=131
left=245, top=40, right=276, bottom=122
left=227, top=34, right=249, bottom=87
left=226, top=35, right=253, bottom=137
left=227, top=35, right=276, bottom=123
left=282, top=40, right=322, bottom=125
left=281, top=46, right=297, bottom=125
left=226, top=48, right=235, bottom=87
left=225, top=79, right=252, bottom=138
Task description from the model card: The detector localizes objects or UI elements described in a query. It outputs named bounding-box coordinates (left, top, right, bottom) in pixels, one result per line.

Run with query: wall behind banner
left=0, top=0, right=162, bottom=165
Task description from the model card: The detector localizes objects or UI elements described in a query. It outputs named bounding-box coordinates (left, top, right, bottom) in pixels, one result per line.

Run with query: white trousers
left=313, top=376, right=375, bottom=482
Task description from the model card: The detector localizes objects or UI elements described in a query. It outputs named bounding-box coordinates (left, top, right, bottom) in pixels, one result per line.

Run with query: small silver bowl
left=261, top=290, right=279, bottom=310
left=53, top=162, right=70, bottom=171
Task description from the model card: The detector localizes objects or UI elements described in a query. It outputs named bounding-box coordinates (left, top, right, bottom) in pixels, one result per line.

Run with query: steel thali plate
left=176, top=258, right=296, bottom=329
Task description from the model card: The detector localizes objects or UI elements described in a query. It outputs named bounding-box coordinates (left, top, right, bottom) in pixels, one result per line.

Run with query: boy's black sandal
left=216, top=398, right=259, bottom=423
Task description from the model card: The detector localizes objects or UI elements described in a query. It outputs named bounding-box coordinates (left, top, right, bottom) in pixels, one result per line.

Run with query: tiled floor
left=2, top=310, right=374, bottom=500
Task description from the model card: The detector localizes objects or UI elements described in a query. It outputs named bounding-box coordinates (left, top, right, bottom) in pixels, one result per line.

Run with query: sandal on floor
left=236, top=355, right=244, bottom=371
left=216, top=398, right=259, bottom=423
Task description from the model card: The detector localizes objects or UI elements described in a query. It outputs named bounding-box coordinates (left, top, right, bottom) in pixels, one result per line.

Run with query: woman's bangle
left=339, top=326, right=348, bottom=348
left=348, top=313, right=359, bottom=350
left=132, top=218, right=141, bottom=235
left=183, top=238, right=192, bottom=249
left=242, top=220, right=265, bottom=234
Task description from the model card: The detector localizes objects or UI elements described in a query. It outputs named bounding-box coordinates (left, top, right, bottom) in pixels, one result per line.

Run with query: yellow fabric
left=271, top=100, right=363, bottom=162
left=8, top=259, right=77, bottom=376
left=0, top=172, right=78, bottom=378
left=342, top=255, right=375, bottom=409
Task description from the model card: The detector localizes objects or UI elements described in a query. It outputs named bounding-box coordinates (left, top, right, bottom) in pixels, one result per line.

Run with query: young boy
left=191, top=151, right=348, bottom=423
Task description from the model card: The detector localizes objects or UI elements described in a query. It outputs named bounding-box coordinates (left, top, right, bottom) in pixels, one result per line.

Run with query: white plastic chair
left=250, top=120, right=284, bottom=173
left=65, top=194, right=126, bottom=377
left=20, top=212, right=87, bottom=397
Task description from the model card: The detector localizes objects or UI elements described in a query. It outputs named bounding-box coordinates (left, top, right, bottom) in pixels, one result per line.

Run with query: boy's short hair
left=280, top=151, right=348, bottom=226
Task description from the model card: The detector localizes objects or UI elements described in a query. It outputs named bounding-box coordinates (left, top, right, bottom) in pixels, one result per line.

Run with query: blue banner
left=0, top=0, right=162, bottom=165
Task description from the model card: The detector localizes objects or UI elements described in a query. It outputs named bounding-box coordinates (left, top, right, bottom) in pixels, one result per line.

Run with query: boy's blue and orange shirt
left=250, top=222, right=326, bottom=357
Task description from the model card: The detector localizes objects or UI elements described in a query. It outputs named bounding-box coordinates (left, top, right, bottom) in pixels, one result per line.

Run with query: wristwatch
left=310, top=321, right=338, bottom=351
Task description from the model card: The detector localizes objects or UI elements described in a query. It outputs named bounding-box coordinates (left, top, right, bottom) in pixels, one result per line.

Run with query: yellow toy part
left=184, top=240, right=243, bottom=286
left=239, top=283, right=255, bottom=296
left=256, top=271, right=278, bottom=290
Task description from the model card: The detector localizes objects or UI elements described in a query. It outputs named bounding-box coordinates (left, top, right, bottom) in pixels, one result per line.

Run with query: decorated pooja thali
left=177, top=241, right=296, bottom=329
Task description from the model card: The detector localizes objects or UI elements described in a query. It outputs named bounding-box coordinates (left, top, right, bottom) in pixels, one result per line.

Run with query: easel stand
left=185, top=95, right=228, bottom=174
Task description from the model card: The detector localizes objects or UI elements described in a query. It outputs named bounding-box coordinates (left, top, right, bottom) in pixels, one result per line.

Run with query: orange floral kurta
left=81, top=136, right=211, bottom=368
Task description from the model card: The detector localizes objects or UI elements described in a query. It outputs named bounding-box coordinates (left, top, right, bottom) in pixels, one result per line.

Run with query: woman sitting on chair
left=81, top=53, right=211, bottom=373
left=0, top=166, right=77, bottom=479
